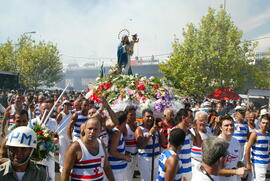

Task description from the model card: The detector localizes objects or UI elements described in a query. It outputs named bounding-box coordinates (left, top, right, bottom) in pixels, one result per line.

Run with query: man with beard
left=135, top=109, right=166, bottom=181
left=0, top=126, right=49, bottom=181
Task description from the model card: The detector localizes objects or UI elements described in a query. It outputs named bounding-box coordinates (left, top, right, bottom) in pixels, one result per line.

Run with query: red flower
left=37, top=130, right=44, bottom=135
left=154, top=84, right=159, bottom=89
left=97, top=85, right=103, bottom=90
left=138, top=91, right=142, bottom=96
left=90, top=94, right=101, bottom=103
left=103, top=82, right=112, bottom=89
left=87, top=88, right=91, bottom=92
left=141, top=97, right=147, bottom=103
left=138, top=84, right=145, bottom=90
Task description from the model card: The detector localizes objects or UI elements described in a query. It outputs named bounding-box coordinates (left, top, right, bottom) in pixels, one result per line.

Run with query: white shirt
left=29, top=116, right=57, bottom=131
left=215, top=135, right=241, bottom=181
left=191, top=165, right=216, bottom=181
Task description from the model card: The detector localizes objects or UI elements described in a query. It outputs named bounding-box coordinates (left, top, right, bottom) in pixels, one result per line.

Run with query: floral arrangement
left=87, top=66, right=185, bottom=116
left=31, top=123, right=58, bottom=161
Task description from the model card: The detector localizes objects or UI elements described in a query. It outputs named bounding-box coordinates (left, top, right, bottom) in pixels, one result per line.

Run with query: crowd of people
left=0, top=89, right=269, bottom=181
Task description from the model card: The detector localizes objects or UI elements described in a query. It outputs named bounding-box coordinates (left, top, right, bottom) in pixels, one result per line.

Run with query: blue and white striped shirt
left=251, top=131, right=270, bottom=166
left=157, top=150, right=182, bottom=181
left=108, top=128, right=127, bottom=170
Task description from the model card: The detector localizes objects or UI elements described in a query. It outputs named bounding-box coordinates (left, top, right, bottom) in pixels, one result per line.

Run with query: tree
left=159, top=7, right=257, bottom=101
left=251, top=49, right=270, bottom=89
left=0, top=35, right=63, bottom=89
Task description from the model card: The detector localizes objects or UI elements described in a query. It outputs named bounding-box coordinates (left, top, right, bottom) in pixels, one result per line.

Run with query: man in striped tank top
left=108, top=111, right=131, bottom=180
left=232, top=109, right=249, bottom=160
left=34, top=94, right=45, bottom=118
left=68, top=99, right=90, bottom=142
left=135, top=109, right=166, bottom=181
left=157, top=128, right=186, bottom=181
left=62, top=117, right=115, bottom=181
left=174, top=109, right=202, bottom=181
left=245, top=117, right=270, bottom=181
left=190, top=111, right=212, bottom=170
left=1, top=94, right=23, bottom=137
left=123, top=105, right=138, bottom=181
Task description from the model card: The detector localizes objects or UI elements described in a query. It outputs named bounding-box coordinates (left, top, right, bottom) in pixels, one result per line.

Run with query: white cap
left=235, top=106, right=245, bottom=111
left=62, top=100, right=70, bottom=105
left=260, top=109, right=269, bottom=116
left=201, top=101, right=211, bottom=108
left=6, top=126, right=37, bottom=148
left=241, top=103, right=246, bottom=107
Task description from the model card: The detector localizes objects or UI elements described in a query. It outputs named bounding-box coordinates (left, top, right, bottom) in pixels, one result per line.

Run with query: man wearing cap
left=0, top=126, right=50, bottom=181
left=232, top=106, right=248, bottom=160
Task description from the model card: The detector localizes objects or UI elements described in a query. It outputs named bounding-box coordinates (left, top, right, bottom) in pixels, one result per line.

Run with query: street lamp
left=23, top=31, right=36, bottom=35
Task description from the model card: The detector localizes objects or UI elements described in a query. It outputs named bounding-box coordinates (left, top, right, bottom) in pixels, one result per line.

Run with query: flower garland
left=87, top=66, right=184, bottom=115
left=31, top=123, right=58, bottom=161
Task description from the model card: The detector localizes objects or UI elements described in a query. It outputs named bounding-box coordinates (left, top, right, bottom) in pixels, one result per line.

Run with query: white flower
left=96, top=77, right=100, bottom=81
left=149, top=76, right=155, bottom=81
left=111, top=85, right=118, bottom=92
left=39, top=144, right=46, bottom=151
left=140, top=76, right=147, bottom=81
left=44, top=133, right=49, bottom=137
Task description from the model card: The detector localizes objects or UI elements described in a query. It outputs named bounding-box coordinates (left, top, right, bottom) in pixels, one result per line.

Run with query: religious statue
left=117, top=29, right=139, bottom=75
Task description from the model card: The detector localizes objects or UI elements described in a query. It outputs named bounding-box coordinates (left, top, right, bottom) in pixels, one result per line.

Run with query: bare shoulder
left=69, top=141, right=81, bottom=151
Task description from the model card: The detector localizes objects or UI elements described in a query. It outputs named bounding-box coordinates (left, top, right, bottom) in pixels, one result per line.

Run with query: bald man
left=61, top=118, right=115, bottom=181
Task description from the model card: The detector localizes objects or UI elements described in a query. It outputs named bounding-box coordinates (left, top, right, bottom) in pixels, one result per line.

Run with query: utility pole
left=224, top=0, right=226, bottom=10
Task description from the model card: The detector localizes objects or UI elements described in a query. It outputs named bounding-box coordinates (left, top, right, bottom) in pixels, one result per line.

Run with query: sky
left=0, top=0, right=270, bottom=65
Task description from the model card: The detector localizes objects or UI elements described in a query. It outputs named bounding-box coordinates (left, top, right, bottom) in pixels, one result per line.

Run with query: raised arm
left=99, top=96, right=118, bottom=126
left=135, top=126, right=157, bottom=149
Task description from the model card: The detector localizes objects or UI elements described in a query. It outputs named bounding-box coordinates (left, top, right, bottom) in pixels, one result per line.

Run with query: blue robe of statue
left=117, top=43, right=132, bottom=75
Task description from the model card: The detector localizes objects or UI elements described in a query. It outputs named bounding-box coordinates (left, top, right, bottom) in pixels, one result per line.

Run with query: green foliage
left=251, top=49, right=270, bottom=89
left=0, top=35, right=63, bottom=89
left=160, top=8, right=257, bottom=101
